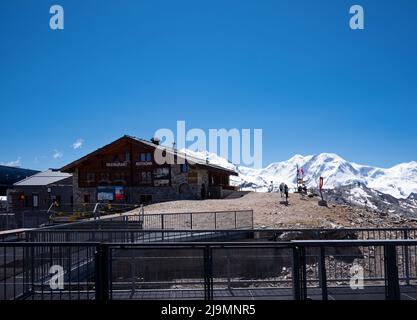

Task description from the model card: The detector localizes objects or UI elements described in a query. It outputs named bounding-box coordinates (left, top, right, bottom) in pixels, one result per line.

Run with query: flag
left=319, top=177, right=324, bottom=191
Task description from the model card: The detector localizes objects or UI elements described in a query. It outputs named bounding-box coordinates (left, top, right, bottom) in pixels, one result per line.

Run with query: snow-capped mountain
left=325, top=183, right=417, bottom=219
left=183, top=150, right=417, bottom=199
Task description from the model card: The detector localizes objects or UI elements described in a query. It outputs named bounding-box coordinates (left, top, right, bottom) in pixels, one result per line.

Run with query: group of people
left=270, top=182, right=308, bottom=204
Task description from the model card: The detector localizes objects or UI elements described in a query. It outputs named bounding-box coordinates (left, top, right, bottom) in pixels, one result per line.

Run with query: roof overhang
left=60, top=135, right=238, bottom=176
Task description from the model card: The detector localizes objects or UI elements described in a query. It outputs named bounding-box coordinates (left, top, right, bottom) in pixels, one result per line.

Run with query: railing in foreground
left=2, top=240, right=417, bottom=300
left=25, top=227, right=417, bottom=244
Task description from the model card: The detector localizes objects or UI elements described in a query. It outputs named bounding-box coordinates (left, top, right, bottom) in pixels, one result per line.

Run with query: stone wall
left=72, top=166, right=211, bottom=204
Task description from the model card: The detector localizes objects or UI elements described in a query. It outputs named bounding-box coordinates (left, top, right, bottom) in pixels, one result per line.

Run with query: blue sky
left=0, top=0, right=416, bottom=170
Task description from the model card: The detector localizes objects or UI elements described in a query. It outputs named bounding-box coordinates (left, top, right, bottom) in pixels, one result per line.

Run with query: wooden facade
left=61, top=136, right=237, bottom=204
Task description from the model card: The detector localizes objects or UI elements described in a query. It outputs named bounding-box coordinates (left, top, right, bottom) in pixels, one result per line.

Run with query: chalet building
left=8, top=170, right=73, bottom=211
left=61, top=135, right=238, bottom=205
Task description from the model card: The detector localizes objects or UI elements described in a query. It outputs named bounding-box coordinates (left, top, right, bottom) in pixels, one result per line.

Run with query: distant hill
left=0, top=165, right=40, bottom=195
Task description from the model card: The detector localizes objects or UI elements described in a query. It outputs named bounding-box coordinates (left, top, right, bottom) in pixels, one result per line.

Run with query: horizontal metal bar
left=0, top=242, right=101, bottom=247
left=292, top=239, right=417, bottom=246
left=29, top=227, right=417, bottom=233
left=2, top=239, right=415, bottom=248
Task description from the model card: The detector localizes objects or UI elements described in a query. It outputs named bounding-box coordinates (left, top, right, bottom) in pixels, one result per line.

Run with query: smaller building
left=8, top=169, right=73, bottom=211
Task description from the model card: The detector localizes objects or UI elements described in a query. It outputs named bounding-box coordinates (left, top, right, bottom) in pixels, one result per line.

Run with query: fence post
left=292, top=246, right=302, bottom=300
left=95, top=244, right=110, bottom=301
left=403, top=230, right=410, bottom=286
left=234, top=211, right=237, bottom=229
left=384, top=244, right=400, bottom=300
left=214, top=212, right=217, bottom=230
left=204, top=246, right=213, bottom=301
left=292, top=246, right=307, bottom=300
left=319, top=247, right=328, bottom=301
left=190, top=213, right=193, bottom=230
left=161, top=215, right=165, bottom=241
left=30, top=246, right=35, bottom=296
left=251, top=210, right=254, bottom=229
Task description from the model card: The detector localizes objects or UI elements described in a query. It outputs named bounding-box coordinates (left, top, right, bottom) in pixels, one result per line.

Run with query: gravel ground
left=137, top=192, right=417, bottom=229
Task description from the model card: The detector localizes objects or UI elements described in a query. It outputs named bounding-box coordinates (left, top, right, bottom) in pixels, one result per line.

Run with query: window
left=113, top=172, right=126, bottom=184
left=180, top=164, right=189, bottom=173
left=140, top=195, right=152, bottom=204
left=33, top=194, right=39, bottom=208
left=139, top=152, right=152, bottom=162
left=100, top=173, right=110, bottom=181
left=154, top=167, right=170, bottom=179
left=139, top=171, right=152, bottom=184
left=55, top=195, right=61, bottom=205
left=154, top=179, right=170, bottom=187
left=153, top=167, right=170, bottom=187
left=87, top=173, right=96, bottom=182
left=84, top=194, right=90, bottom=204
left=188, top=172, right=198, bottom=184
left=24, top=195, right=30, bottom=207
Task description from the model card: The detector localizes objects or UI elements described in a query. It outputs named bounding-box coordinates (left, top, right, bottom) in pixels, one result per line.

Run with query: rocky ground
left=140, top=192, right=417, bottom=229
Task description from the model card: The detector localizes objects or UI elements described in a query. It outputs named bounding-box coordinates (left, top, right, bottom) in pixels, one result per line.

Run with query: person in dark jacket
left=284, top=184, right=289, bottom=203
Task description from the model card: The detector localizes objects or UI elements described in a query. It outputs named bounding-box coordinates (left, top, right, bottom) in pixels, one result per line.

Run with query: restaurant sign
left=106, top=162, right=128, bottom=167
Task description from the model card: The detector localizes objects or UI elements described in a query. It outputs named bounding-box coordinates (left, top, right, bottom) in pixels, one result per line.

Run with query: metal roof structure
left=13, top=170, right=72, bottom=187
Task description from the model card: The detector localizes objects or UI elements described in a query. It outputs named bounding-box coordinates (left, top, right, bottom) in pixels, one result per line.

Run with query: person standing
left=279, top=183, right=285, bottom=198
left=284, top=184, right=289, bottom=203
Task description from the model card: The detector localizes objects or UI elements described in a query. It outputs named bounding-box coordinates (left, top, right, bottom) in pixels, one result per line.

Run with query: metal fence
left=27, top=229, right=254, bottom=244
left=0, top=211, right=50, bottom=231
left=0, top=242, right=98, bottom=300
left=25, top=227, right=417, bottom=245
left=45, top=210, right=255, bottom=231
left=2, top=240, right=417, bottom=300
left=291, top=240, right=417, bottom=300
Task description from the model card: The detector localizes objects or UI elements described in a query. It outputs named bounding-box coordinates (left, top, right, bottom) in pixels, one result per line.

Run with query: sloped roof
left=14, top=170, right=72, bottom=186
left=61, top=135, right=237, bottom=176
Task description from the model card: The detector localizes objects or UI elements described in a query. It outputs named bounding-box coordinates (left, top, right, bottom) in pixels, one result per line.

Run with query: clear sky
left=0, top=0, right=416, bottom=170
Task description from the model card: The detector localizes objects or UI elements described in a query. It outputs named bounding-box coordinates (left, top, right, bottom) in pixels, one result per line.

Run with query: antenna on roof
left=150, top=137, right=160, bottom=145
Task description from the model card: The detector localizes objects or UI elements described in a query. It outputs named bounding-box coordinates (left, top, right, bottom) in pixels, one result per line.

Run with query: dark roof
left=61, top=135, right=237, bottom=176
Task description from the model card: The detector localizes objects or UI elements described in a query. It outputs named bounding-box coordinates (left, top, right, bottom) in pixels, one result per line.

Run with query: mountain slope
left=183, top=149, right=417, bottom=199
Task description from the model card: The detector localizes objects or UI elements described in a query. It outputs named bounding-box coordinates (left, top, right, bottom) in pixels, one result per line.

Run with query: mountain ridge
left=183, top=149, right=417, bottom=199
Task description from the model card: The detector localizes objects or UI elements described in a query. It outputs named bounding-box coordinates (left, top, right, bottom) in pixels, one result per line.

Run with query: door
left=33, top=194, right=39, bottom=208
